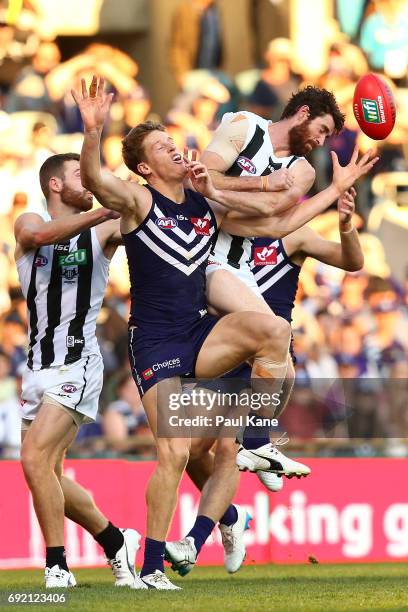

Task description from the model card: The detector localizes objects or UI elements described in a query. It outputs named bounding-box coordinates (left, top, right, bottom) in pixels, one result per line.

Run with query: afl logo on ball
left=155, top=217, right=178, bottom=230
left=61, top=384, right=77, bottom=394
left=34, top=255, right=48, bottom=267
left=237, top=156, right=256, bottom=174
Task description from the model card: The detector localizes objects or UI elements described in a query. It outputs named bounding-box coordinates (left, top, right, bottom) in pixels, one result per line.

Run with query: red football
left=353, top=73, right=396, bottom=140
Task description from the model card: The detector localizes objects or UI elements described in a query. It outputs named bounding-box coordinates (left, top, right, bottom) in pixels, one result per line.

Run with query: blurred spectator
left=167, top=76, right=229, bottom=150
left=0, top=312, right=26, bottom=376
left=0, top=0, right=41, bottom=90
left=170, top=0, right=223, bottom=87
left=45, top=43, right=140, bottom=132
left=31, top=120, right=56, bottom=166
left=0, top=350, right=21, bottom=458
left=360, top=0, right=408, bottom=75
left=248, top=38, right=301, bottom=121
left=5, top=40, right=60, bottom=113
left=364, top=276, right=408, bottom=374
left=108, top=85, right=152, bottom=137
left=102, top=135, right=130, bottom=180
left=102, top=371, right=154, bottom=456
left=333, top=321, right=371, bottom=377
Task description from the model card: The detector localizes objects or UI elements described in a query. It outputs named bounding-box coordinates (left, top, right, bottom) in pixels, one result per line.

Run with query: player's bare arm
left=186, top=158, right=282, bottom=222
left=201, top=113, right=314, bottom=203
left=289, top=188, right=364, bottom=272
left=72, top=76, right=152, bottom=232
left=95, top=218, right=123, bottom=259
left=14, top=208, right=119, bottom=259
left=220, top=146, right=378, bottom=238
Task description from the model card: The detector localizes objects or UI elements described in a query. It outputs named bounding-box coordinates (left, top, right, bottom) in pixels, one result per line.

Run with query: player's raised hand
left=266, top=168, right=294, bottom=191
left=337, top=187, right=356, bottom=227
left=331, top=144, right=378, bottom=195
left=71, top=75, right=114, bottom=132
left=188, top=160, right=218, bottom=199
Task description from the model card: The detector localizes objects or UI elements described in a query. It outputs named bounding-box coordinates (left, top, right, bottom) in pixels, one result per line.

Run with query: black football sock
left=46, top=546, right=69, bottom=571
left=94, top=522, right=124, bottom=559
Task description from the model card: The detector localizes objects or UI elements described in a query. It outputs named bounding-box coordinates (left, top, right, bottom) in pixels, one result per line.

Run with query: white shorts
left=21, top=353, right=104, bottom=425
left=206, top=258, right=262, bottom=298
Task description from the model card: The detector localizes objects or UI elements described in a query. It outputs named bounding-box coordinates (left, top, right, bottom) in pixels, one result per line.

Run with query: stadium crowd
left=0, top=0, right=407, bottom=460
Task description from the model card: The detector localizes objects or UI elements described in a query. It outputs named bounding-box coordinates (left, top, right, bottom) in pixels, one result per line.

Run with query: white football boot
left=165, top=536, right=197, bottom=577
left=141, top=570, right=181, bottom=590
left=219, top=505, right=252, bottom=573
left=45, top=565, right=76, bottom=588
left=107, top=528, right=142, bottom=587
left=236, top=434, right=311, bottom=478
left=257, top=470, right=284, bottom=492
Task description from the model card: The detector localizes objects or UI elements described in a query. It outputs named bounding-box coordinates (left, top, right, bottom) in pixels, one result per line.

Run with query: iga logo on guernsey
left=155, top=217, right=178, bottom=230
left=142, top=358, right=182, bottom=380
left=237, top=156, right=257, bottom=174
left=253, top=246, right=277, bottom=266
left=191, top=217, right=210, bottom=235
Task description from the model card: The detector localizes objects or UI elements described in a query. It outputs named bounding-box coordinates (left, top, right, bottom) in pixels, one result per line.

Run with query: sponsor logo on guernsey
left=66, top=336, right=84, bottom=348
left=62, top=268, right=78, bottom=281
left=142, top=367, right=154, bottom=380
left=191, top=217, right=210, bottom=235
left=59, top=249, right=88, bottom=266
left=54, top=243, right=70, bottom=253
left=61, top=384, right=77, bottom=394
left=237, top=156, right=257, bottom=174
left=155, top=217, right=178, bottom=230
left=34, top=254, right=48, bottom=267
left=253, top=246, right=277, bottom=266
left=361, top=98, right=381, bottom=124
left=142, top=358, right=182, bottom=380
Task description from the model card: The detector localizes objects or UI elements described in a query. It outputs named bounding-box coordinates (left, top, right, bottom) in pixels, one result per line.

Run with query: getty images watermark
left=157, top=381, right=283, bottom=438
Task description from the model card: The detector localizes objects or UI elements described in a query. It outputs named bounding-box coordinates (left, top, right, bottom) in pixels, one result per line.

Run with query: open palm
left=71, top=76, right=113, bottom=131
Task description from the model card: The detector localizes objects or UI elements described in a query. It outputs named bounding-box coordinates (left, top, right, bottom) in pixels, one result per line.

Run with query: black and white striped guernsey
left=17, top=225, right=109, bottom=370
left=212, top=111, right=303, bottom=269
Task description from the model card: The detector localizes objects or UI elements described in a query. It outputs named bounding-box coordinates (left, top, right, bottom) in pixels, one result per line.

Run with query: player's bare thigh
left=21, top=403, right=78, bottom=464
left=195, top=311, right=277, bottom=378
left=206, top=268, right=273, bottom=317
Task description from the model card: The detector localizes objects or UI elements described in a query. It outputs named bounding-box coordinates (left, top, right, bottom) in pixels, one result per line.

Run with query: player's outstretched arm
left=221, top=146, right=378, bottom=238
left=72, top=76, right=147, bottom=218
left=295, top=188, right=364, bottom=272
left=14, top=208, right=119, bottom=252
left=186, top=158, right=276, bottom=219
left=202, top=113, right=316, bottom=210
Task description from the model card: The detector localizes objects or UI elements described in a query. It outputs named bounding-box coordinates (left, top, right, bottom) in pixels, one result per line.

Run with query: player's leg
left=137, top=378, right=189, bottom=589
left=196, top=311, right=290, bottom=379
left=273, top=355, right=296, bottom=419
left=54, top=451, right=145, bottom=588
left=166, top=312, right=289, bottom=575
left=187, top=439, right=240, bottom=529
left=20, top=403, right=78, bottom=586
left=187, top=438, right=250, bottom=574
left=206, top=267, right=272, bottom=316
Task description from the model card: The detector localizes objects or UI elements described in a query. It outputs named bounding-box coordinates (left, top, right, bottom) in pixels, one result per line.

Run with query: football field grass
left=1, top=564, right=408, bottom=612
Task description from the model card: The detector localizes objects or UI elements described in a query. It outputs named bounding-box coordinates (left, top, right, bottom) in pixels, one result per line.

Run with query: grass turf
left=1, top=564, right=408, bottom=612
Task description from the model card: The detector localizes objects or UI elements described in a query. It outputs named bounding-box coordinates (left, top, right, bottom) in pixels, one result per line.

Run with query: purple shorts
left=128, top=315, right=219, bottom=396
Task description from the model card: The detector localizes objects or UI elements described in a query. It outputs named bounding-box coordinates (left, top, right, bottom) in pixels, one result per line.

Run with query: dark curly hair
left=281, top=86, right=345, bottom=134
